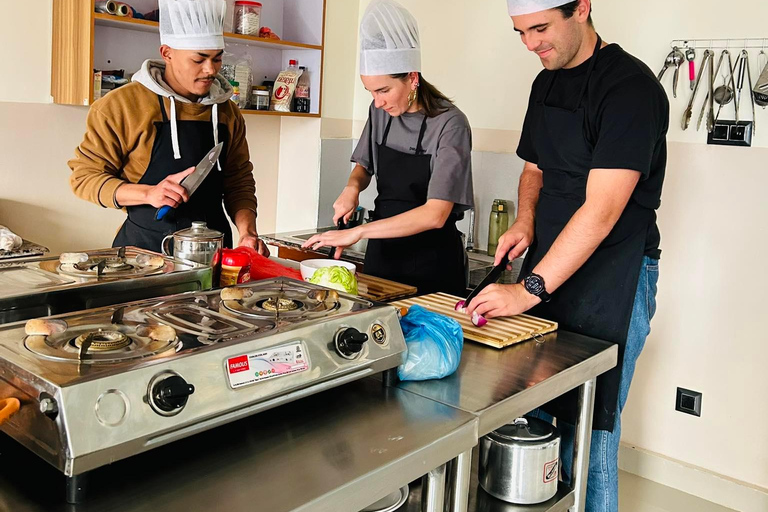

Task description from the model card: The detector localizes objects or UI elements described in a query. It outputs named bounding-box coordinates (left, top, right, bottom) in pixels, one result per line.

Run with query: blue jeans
left=531, top=256, right=659, bottom=512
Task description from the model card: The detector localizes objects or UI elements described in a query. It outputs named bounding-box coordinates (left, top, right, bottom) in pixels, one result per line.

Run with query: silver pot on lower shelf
left=479, top=416, right=561, bottom=505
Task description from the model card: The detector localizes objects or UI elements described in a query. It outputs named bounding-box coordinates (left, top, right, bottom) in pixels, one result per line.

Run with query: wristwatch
left=523, top=273, right=551, bottom=303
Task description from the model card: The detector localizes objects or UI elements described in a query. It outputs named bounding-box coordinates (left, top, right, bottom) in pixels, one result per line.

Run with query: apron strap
left=380, top=115, right=429, bottom=155
left=415, top=115, right=428, bottom=155
left=381, top=116, right=394, bottom=147
left=543, top=35, right=603, bottom=112
left=156, top=95, right=168, bottom=123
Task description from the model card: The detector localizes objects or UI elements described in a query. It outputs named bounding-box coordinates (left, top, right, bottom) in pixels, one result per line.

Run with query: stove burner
left=24, top=324, right=180, bottom=364
left=258, top=297, right=303, bottom=312
left=73, top=330, right=131, bottom=352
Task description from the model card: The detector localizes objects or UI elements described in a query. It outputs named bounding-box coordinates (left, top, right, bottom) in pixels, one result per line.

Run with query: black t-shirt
left=517, top=44, right=669, bottom=259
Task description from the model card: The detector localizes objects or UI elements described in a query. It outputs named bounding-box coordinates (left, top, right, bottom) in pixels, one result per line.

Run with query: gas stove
left=0, top=278, right=406, bottom=503
left=0, top=247, right=212, bottom=324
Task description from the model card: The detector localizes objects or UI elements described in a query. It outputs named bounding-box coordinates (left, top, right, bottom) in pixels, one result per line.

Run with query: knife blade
left=464, top=254, right=510, bottom=307
left=155, top=142, right=224, bottom=221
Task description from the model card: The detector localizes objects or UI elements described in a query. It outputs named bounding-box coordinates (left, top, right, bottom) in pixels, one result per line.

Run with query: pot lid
left=174, top=222, right=224, bottom=242
left=360, top=485, right=408, bottom=512
left=491, top=417, right=556, bottom=443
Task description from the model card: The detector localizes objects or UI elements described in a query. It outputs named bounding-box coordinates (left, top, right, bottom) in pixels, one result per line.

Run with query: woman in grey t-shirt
left=304, top=0, right=473, bottom=294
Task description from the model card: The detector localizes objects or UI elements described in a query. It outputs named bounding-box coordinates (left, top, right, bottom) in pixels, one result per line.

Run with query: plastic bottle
left=294, top=66, right=311, bottom=113
left=230, top=80, right=240, bottom=105
left=487, top=199, right=510, bottom=257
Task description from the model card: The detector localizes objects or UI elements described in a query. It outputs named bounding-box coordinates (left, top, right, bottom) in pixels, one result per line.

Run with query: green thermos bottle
left=487, top=199, right=510, bottom=257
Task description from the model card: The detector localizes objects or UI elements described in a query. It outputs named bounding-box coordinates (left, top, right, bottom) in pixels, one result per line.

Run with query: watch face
left=525, top=274, right=546, bottom=295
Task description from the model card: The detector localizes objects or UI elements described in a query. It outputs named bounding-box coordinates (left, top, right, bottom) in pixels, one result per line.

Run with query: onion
left=471, top=312, right=487, bottom=327
left=454, top=300, right=467, bottom=313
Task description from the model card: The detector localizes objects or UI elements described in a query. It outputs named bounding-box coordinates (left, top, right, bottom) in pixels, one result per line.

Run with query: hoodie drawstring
left=212, top=103, right=221, bottom=170
left=169, top=96, right=181, bottom=160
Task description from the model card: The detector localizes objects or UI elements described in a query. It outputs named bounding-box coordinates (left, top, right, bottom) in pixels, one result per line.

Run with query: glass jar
left=233, top=1, right=262, bottom=36
left=487, top=199, right=510, bottom=257
left=251, top=86, right=270, bottom=111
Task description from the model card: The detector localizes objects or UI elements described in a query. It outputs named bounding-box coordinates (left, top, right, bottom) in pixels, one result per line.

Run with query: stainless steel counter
left=394, top=331, right=617, bottom=512
left=396, top=331, right=617, bottom=437
left=0, top=378, right=477, bottom=512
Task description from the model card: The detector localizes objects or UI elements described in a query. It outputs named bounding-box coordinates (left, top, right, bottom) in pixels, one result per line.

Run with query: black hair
left=390, top=73, right=453, bottom=118
left=556, top=1, right=594, bottom=26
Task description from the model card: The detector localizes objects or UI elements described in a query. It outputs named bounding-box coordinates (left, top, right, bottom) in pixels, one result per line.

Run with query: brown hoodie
left=68, top=60, right=258, bottom=218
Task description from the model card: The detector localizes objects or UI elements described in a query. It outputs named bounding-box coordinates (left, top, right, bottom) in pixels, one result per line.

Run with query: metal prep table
left=0, top=377, right=477, bottom=512
left=396, top=331, right=618, bottom=512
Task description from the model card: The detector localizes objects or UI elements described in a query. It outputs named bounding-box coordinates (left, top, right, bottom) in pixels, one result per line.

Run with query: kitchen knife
left=464, top=253, right=510, bottom=307
left=155, top=142, right=224, bottom=221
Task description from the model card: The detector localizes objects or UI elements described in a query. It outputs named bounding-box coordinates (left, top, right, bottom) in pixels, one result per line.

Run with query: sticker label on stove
left=226, top=342, right=309, bottom=389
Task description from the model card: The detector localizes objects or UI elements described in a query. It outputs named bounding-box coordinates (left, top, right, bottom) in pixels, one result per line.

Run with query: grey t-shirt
left=351, top=100, right=474, bottom=212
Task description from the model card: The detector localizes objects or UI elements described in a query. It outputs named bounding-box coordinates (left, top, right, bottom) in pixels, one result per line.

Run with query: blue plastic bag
left=397, top=305, right=464, bottom=382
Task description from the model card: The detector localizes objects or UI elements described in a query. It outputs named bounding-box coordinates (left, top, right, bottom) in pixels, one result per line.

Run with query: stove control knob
left=151, top=375, right=195, bottom=415
left=335, top=328, right=368, bottom=359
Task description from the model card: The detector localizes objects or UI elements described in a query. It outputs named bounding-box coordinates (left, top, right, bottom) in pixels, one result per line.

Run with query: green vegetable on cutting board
left=308, top=266, right=358, bottom=295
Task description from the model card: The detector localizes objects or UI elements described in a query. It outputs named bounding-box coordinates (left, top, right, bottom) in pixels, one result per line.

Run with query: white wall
left=0, top=1, right=53, bottom=104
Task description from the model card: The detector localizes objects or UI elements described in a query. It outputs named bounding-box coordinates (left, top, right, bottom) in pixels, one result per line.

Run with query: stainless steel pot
left=479, top=416, right=560, bottom=505
left=161, top=222, right=223, bottom=266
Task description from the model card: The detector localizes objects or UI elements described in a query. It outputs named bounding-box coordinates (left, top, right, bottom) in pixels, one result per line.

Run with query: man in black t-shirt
left=465, top=1, right=668, bottom=511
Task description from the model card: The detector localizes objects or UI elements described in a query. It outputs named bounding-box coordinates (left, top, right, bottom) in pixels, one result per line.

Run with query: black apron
left=363, top=115, right=467, bottom=296
left=113, top=95, right=233, bottom=251
left=520, top=37, right=654, bottom=432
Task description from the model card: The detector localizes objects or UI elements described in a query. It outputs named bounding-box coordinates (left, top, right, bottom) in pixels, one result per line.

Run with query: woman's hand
left=333, top=186, right=360, bottom=225
left=302, top=227, right=363, bottom=260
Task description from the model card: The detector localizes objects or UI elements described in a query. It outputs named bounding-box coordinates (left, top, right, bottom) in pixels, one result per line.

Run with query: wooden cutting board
left=357, top=273, right=417, bottom=302
left=391, top=292, right=558, bottom=349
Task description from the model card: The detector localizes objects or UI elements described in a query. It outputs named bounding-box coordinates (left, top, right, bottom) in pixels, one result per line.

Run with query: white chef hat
left=507, top=0, right=574, bottom=16
left=359, top=0, right=421, bottom=76
left=160, top=0, right=226, bottom=50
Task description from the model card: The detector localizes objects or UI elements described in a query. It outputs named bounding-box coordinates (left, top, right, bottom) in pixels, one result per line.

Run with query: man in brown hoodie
left=69, top=0, right=268, bottom=255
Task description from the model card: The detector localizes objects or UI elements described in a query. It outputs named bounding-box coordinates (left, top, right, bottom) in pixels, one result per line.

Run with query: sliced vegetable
left=308, top=266, right=358, bottom=294
left=471, top=312, right=488, bottom=327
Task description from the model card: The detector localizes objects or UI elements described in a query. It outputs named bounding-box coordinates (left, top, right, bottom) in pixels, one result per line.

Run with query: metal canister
left=161, top=222, right=224, bottom=266
left=479, top=416, right=560, bottom=505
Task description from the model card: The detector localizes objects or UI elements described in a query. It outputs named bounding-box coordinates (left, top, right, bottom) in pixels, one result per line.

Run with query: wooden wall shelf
left=93, top=13, right=323, bottom=51
left=52, top=0, right=326, bottom=116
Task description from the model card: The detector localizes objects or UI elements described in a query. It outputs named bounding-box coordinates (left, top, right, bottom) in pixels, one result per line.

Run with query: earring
left=407, top=86, right=418, bottom=109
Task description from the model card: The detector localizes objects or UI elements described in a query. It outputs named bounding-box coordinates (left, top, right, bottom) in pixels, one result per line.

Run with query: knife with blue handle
left=155, top=142, right=223, bottom=221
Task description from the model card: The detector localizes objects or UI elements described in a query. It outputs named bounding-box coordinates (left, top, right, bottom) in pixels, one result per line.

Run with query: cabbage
left=309, top=266, right=358, bottom=295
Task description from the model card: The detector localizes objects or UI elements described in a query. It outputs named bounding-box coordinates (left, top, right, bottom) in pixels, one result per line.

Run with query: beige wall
left=331, top=0, right=768, bottom=494
left=320, top=0, right=360, bottom=138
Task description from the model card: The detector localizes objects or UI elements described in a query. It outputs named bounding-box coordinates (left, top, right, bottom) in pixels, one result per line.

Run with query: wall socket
left=707, top=120, right=753, bottom=147
left=675, top=387, right=702, bottom=417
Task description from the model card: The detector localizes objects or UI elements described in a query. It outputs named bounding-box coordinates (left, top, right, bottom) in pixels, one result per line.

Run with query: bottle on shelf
left=230, top=80, right=240, bottom=106
left=487, top=199, right=510, bottom=257
left=294, top=66, right=311, bottom=113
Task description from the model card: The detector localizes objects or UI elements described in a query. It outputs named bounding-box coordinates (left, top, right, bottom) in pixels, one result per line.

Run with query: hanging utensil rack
left=670, top=38, right=768, bottom=50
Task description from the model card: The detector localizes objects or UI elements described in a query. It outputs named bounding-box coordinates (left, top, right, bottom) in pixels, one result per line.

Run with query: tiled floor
left=619, top=471, right=738, bottom=512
